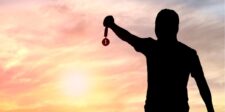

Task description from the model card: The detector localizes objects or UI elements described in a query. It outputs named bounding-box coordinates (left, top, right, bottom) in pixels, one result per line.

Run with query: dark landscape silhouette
left=103, top=9, right=214, bottom=112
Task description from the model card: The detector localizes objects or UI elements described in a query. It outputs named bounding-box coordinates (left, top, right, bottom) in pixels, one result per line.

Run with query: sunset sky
left=0, top=0, right=224, bottom=112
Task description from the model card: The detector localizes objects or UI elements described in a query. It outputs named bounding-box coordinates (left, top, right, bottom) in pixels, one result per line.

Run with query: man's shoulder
left=177, top=42, right=197, bottom=54
left=145, top=37, right=156, bottom=42
left=145, top=37, right=157, bottom=45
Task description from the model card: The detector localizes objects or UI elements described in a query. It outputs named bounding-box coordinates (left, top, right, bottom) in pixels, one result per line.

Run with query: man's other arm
left=191, top=52, right=214, bottom=112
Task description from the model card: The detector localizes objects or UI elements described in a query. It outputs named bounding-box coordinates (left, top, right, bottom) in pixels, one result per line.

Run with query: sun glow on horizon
left=60, top=70, right=90, bottom=97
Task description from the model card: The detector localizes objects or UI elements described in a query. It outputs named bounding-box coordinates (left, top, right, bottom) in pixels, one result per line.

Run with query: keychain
left=102, top=27, right=110, bottom=46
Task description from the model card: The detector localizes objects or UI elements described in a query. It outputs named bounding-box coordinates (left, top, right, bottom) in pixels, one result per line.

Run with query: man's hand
left=103, top=15, right=114, bottom=28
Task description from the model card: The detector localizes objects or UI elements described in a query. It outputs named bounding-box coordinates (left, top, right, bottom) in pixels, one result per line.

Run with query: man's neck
left=157, top=38, right=178, bottom=44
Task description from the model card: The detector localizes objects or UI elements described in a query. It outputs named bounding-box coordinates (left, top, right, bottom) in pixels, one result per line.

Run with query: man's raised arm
left=103, top=15, right=143, bottom=45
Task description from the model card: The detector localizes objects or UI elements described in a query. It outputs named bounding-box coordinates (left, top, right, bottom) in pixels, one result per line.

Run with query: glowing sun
left=60, top=71, right=89, bottom=96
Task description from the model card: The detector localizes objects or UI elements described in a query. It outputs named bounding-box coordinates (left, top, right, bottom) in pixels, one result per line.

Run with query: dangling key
left=102, top=27, right=110, bottom=46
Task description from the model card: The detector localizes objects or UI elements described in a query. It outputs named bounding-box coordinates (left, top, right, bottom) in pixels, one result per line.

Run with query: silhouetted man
left=103, top=9, right=214, bottom=112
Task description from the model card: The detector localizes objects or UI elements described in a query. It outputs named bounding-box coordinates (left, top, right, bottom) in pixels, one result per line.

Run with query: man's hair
left=156, top=9, right=179, bottom=26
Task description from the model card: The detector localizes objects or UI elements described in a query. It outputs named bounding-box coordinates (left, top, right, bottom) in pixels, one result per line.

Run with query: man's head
left=155, top=9, right=179, bottom=42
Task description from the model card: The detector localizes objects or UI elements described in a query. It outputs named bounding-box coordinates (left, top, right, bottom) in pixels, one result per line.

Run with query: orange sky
left=0, top=0, right=224, bottom=112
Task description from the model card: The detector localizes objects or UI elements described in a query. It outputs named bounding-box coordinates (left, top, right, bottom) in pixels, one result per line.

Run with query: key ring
left=102, top=27, right=110, bottom=46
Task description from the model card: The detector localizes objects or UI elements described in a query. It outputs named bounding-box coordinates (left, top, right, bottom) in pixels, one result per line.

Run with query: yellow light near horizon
left=60, top=71, right=89, bottom=97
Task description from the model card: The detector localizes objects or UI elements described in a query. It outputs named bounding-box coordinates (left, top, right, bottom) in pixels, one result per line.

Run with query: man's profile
left=103, top=9, right=214, bottom=112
